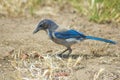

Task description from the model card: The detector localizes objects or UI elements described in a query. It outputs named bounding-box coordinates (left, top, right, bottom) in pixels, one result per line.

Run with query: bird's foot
left=57, top=53, right=70, bottom=58
left=57, top=53, right=63, bottom=57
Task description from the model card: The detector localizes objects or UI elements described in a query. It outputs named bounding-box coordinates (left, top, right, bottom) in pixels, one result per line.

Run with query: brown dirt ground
left=0, top=7, right=120, bottom=80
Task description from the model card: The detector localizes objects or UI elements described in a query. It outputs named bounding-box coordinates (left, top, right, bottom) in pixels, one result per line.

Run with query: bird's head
left=33, top=19, right=58, bottom=34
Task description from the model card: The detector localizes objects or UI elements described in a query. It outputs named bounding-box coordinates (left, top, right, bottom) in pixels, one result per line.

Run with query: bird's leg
left=59, top=48, right=69, bottom=56
left=58, top=47, right=72, bottom=57
left=67, top=47, right=72, bottom=56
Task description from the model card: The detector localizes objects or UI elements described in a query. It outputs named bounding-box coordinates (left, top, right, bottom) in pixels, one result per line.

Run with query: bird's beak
left=33, top=27, right=41, bottom=34
left=33, top=22, right=44, bottom=34
left=33, top=29, right=38, bottom=34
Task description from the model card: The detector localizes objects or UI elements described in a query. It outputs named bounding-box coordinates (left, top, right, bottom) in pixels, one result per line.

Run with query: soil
left=0, top=6, right=120, bottom=80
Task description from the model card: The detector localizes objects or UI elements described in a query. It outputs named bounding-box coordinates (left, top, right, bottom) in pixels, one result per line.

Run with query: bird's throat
left=47, top=29, right=54, bottom=39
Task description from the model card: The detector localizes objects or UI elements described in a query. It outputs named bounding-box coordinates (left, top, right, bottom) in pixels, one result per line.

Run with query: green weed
left=0, top=0, right=119, bottom=23
left=70, top=0, right=120, bottom=23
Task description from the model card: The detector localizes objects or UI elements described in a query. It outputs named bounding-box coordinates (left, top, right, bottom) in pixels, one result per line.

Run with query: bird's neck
left=46, top=29, right=54, bottom=39
left=46, top=25, right=58, bottom=39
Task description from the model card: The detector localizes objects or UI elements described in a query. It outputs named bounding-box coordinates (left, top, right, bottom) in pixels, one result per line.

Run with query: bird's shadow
left=56, top=53, right=94, bottom=59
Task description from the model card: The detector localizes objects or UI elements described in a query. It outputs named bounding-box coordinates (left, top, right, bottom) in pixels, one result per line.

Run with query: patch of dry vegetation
left=1, top=47, right=119, bottom=80
left=0, top=0, right=41, bottom=17
left=0, top=0, right=119, bottom=23
left=5, top=50, right=83, bottom=80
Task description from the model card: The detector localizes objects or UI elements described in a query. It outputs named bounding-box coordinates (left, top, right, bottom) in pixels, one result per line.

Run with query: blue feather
left=54, top=29, right=116, bottom=44
left=86, top=36, right=116, bottom=44
left=54, top=29, right=86, bottom=39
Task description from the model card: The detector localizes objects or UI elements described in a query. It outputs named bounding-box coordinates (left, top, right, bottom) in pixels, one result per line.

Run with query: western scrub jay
left=33, top=19, right=116, bottom=56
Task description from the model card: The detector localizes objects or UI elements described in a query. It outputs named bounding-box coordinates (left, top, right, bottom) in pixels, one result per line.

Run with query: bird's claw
left=57, top=53, right=70, bottom=58
left=57, top=53, right=63, bottom=57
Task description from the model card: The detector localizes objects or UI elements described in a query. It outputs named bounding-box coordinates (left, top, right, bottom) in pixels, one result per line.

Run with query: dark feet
left=57, top=53, right=70, bottom=58
left=57, top=47, right=72, bottom=58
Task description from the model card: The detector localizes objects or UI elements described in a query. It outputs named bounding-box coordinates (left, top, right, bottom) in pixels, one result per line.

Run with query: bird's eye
left=43, top=23, right=48, bottom=29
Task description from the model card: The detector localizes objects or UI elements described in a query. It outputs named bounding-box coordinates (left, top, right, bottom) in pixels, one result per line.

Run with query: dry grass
left=1, top=48, right=119, bottom=80
left=93, top=68, right=105, bottom=80
left=0, top=0, right=41, bottom=17
left=0, top=0, right=119, bottom=23
left=4, top=50, right=83, bottom=80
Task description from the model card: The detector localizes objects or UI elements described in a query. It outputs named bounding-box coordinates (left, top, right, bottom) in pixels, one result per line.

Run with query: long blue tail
left=86, top=36, right=116, bottom=44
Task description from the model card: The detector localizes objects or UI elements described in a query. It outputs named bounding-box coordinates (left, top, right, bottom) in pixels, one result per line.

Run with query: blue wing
left=54, top=29, right=86, bottom=39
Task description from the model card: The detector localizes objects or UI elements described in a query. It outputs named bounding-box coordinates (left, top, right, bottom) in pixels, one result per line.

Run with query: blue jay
left=33, top=19, right=116, bottom=56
